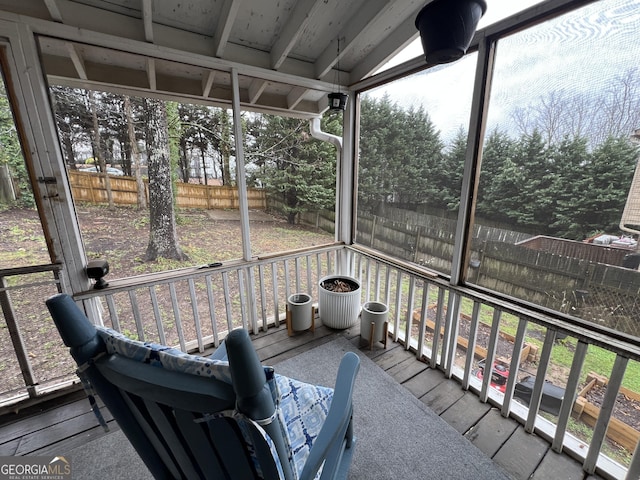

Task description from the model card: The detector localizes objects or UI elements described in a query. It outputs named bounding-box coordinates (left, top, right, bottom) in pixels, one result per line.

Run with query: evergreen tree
left=577, top=136, right=638, bottom=237
left=476, top=129, right=520, bottom=225
left=547, top=136, right=590, bottom=238
left=245, top=114, right=338, bottom=224
left=439, top=127, right=467, bottom=212
left=358, top=95, right=401, bottom=214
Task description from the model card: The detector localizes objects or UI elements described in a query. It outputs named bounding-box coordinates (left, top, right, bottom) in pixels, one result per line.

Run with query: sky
left=368, top=0, right=640, bottom=142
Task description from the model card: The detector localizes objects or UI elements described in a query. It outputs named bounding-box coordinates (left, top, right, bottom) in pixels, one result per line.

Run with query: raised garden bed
left=573, top=372, right=640, bottom=452
left=412, top=305, right=538, bottom=368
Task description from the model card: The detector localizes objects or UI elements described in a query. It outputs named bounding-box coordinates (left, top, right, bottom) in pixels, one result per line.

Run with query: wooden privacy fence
left=68, top=170, right=267, bottom=210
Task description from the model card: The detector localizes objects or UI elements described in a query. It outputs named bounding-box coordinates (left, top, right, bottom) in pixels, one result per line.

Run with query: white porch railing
left=4, top=244, right=640, bottom=479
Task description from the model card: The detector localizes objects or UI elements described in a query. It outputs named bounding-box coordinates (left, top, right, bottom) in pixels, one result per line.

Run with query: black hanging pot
left=415, top=0, right=487, bottom=65
left=328, top=92, right=348, bottom=111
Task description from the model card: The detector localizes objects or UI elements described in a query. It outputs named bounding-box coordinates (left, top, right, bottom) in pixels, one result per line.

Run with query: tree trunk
left=220, top=109, right=232, bottom=186
left=124, top=95, right=147, bottom=209
left=144, top=98, right=187, bottom=261
left=87, top=90, right=114, bottom=209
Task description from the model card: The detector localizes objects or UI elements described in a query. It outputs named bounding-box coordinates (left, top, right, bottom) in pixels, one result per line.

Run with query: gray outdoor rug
left=66, top=337, right=510, bottom=479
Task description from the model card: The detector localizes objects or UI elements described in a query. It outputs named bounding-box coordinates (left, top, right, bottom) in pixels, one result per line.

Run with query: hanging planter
left=328, top=92, right=348, bottom=111
left=318, top=275, right=361, bottom=329
left=415, top=0, right=487, bottom=65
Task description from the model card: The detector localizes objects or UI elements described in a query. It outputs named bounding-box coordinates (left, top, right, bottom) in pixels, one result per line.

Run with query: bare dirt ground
left=0, top=204, right=333, bottom=404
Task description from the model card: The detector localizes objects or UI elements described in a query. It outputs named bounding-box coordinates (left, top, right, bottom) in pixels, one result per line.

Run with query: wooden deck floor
left=0, top=322, right=606, bottom=480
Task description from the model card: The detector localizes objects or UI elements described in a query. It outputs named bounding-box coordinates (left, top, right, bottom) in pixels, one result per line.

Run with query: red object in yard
left=474, top=360, right=510, bottom=393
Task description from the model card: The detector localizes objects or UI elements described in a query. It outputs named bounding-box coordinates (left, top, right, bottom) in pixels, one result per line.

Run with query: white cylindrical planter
left=361, top=301, right=389, bottom=348
left=318, top=275, right=361, bottom=329
left=287, top=293, right=313, bottom=332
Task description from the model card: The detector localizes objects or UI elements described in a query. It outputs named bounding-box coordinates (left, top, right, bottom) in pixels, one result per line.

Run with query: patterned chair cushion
left=276, top=374, right=334, bottom=479
left=96, top=327, right=235, bottom=383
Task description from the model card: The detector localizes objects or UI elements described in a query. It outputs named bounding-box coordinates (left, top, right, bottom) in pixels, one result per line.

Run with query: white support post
left=230, top=68, right=257, bottom=329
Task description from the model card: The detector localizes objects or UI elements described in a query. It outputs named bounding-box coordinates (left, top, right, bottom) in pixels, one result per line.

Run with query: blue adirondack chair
left=46, top=293, right=359, bottom=479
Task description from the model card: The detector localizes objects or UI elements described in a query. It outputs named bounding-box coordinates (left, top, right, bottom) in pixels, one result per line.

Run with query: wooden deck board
left=464, top=408, right=519, bottom=458
left=532, top=450, right=586, bottom=480
left=419, top=376, right=467, bottom=414
left=0, top=329, right=607, bottom=479
left=14, top=410, right=113, bottom=455
left=493, top=427, right=549, bottom=479
left=402, top=367, right=446, bottom=398
left=439, top=392, right=492, bottom=434
left=386, top=355, right=430, bottom=383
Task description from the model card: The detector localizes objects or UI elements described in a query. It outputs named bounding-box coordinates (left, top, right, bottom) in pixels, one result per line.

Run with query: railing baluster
left=237, top=269, right=249, bottom=331
left=149, top=286, right=166, bottom=345
left=271, top=263, right=280, bottom=327
left=553, top=339, right=588, bottom=452
left=443, top=292, right=461, bottom=378
left=258, top=264, right=267, bottom=330
left=284, top=259, right=291, bottom=301
left=384, top=265, right=392, bottom=309
left=392, top=271, right=403, bottom=343
left=315, top=253, right=322, bottom=301
left=222, top=271, right=233, bottom=332
left=128, top=290, right=145, bottom=341
left=294, top=257, right=301, bottom=293
left=205, top=275, right=219, bottom=347
left=502, top=317, right=528, bottom=417
left=430, top=287, right=446, bottom=369
left=462, top=301, right=481, bottom=390
left=404, top=276, right=416, bottom=348
left=416, top=283, right=430, bottom=360
left=525, top=328, right=557, bottom=432
left=188, top=278, right=203, bottom=353
left=364, top=257, right=372, bottom=302
left=0, top=276, right=36, bottom=397
left=305, top=254, right=312, bottom=299
left=245, top=267, right=259, bottom=333
left=480, top=309, right=502, bottom=402
left=169, top=283, right=186, bottom=351
left=354, top=254, right=363, bottom=284
left=374, top=261, right=381, bottom=301
left=105, top=294, right=119, bottom=330
left=584, top=354, right=629, bottom=474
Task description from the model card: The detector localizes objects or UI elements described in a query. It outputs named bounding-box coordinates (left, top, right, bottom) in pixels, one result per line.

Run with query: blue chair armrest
left=298, top=351, right=360, bottom=480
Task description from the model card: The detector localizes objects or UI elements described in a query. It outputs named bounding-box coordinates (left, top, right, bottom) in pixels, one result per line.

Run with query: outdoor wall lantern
left=415, top=0, right=487, bottom=65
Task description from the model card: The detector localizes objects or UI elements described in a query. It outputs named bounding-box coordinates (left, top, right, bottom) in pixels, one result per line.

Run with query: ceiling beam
left=65, top=42, right=87, bottom=80
left=202, top=70, right=216, bottom=97
left=248, top=79, right=268, bottom=104
left=286, top=86, right=308, bottom=110
left=270, top=0, right=324, bottom=70
left=141, top=0, right=153, bottom=43
left=314, top=0, right=396, bottom=80
left=14, top=8, right=336, bottom=91
left=214, top=0, right=241, bottom=58
left=146, top=57, right=156, bottom=90
left=43, top=0, right=63, bottom=22
left=349, top=15, right=419, bottom=84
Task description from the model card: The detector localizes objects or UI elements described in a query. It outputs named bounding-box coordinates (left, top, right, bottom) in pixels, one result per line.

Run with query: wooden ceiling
left=0, top=0, right=430, bottom=116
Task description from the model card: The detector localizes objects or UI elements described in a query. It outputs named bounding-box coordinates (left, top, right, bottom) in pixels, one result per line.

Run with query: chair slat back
left=93, top=349, right=282, bottom=479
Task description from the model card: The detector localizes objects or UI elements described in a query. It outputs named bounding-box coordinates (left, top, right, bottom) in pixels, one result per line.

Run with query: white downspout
left=309, top=116, right=342, bottom=240
left=309, top=116, right=350, bottom=275
left=309, top=117, right=342, bottom=150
